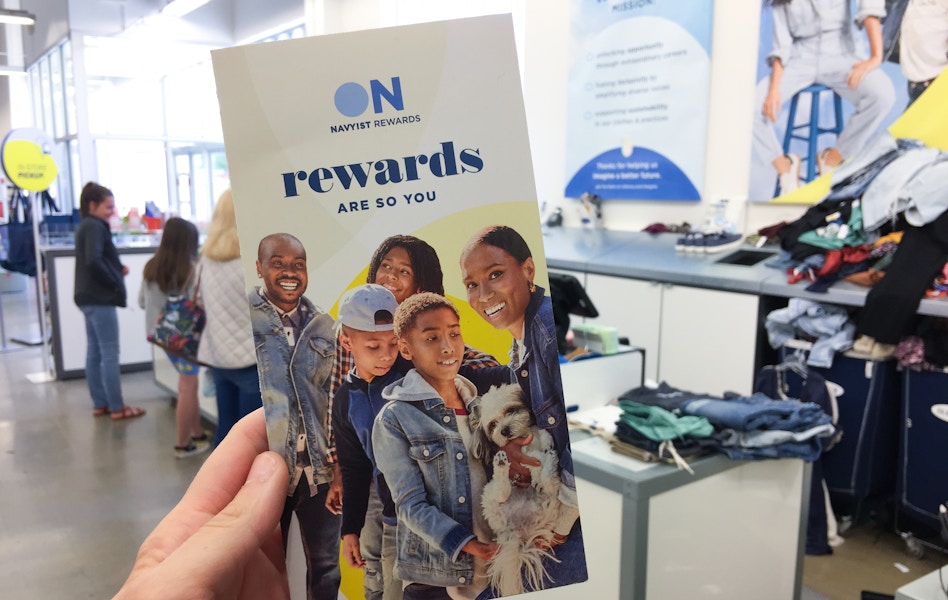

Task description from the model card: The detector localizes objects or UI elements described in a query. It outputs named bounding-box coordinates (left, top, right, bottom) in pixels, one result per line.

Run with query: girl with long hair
left=140, top=217, right=209, bottom=458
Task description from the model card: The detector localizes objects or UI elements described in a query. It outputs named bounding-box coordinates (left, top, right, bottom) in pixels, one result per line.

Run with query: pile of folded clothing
left=679, top=392, right=836, bottom=461
left=612, top=397, right=715, bottom=472
left=615, top=382, right=836, bottom=463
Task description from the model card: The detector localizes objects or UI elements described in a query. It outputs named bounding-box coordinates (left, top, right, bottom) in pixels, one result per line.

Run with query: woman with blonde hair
left=197, top=189, right=262, bottom=443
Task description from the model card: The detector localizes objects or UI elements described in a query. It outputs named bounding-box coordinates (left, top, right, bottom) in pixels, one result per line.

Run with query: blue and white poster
left=749, top=1, right=915, bottom=203
left=564, top=0, right=714, bottom=201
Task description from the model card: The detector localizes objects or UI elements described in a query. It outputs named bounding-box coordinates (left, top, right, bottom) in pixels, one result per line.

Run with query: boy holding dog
left=373, top=292, right=512, bottom=600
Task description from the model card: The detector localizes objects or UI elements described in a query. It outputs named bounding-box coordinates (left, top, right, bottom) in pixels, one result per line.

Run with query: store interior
left=0, top=0, right=946, bottom=599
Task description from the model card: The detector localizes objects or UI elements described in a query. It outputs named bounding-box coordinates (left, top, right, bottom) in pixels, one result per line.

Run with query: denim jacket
left=510, top=285, right=576, bottom=500
left=372, top=370, right=483, bottom=588
left=248, top=288, right=336, bottom=489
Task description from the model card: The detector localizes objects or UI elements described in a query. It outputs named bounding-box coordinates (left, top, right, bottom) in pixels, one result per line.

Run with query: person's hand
left=462, top=539, right=497, bottom=560
left=115, top=408, right=290, bottom=600
left=762, top=88, right=782, bottom=123
left=499, top=434, right=541, bottom=488
left=121, top=264, right=130, bottom=276
left=325, top=464, right=343, bottom=515
left=763, top=58, right=784, bottom=123
left=535, top=533, right=568, bottom=551
left=342, top=533, right=365, bottom=568
left=848, top=57, right=881, bottom=89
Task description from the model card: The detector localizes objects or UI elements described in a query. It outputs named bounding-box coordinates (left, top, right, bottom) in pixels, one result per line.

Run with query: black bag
left=1, top=188, right=70, bottom=277
left=1, top=188, right=37, bottom=277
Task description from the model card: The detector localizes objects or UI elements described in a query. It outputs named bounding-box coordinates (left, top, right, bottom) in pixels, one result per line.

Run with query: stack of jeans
left=680, top=392, right=835, bottom=462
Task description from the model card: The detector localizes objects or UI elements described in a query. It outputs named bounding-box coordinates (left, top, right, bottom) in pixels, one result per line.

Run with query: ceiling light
left=160, top=0, right=212, bottom=18
left=0, top=8, right=36, bottom=26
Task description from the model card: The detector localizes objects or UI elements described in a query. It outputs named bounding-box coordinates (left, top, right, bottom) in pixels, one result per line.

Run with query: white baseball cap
left=336, top=284, right=399, bottom=332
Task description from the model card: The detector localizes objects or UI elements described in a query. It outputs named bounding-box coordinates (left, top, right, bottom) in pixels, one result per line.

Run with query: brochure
left=212, top=14, right=588, bottom=599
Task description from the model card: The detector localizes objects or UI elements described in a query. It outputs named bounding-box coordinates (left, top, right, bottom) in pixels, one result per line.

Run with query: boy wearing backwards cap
left=331, top=283, right=408, bottom=600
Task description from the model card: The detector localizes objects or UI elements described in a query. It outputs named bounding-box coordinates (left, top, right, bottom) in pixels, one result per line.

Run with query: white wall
left=234, top=0, right=302, bottom=42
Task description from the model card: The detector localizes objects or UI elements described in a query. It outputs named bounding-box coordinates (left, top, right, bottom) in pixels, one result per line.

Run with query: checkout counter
left=45, top=243, right=157, bottom=380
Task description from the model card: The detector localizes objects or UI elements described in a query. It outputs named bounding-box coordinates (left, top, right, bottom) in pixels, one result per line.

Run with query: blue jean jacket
left=510, top=285, right=576, bottom=495
left=248, top=288, right=336, bottom=489
left=373, top=370, right=481, bottom=588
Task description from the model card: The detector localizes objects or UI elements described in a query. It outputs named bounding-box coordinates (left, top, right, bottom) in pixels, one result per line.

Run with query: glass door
left=171, top=143, right=228, bottom=223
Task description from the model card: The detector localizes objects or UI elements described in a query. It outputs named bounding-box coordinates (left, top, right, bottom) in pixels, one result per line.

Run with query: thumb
left=161, top=452, right=289, bottom=585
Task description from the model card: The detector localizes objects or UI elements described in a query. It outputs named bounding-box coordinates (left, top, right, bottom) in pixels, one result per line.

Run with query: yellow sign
left=1, top=128, right=58, bottom=192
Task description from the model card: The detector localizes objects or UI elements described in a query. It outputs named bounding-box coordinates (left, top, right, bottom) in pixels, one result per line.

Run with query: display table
left=539, top=431, right=809, bottom=599
left=895, top=566, right=948, bottom=600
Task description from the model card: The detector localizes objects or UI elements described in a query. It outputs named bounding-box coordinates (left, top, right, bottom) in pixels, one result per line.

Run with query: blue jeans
left=79, top=305, right=124, bottom=413
left=281, top=478, right=342, bottom=600
left=362, top=486, right=402, bottom=600
left=210, top=365, right=262, bottom=444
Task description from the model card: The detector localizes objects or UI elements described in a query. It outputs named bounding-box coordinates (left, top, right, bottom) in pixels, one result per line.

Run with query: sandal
left=110, top=406, right=146, bottom=421
left=92, top=407, right=110, bottom=417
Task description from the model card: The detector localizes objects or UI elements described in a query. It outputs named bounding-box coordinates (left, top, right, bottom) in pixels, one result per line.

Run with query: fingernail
left=246, top=453, right=276, bottom=483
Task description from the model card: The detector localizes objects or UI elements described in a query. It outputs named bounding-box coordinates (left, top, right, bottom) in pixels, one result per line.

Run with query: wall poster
left=564, top=0, right=715, bottom=201
left=212, top=15, right=588, bottom=600
left=748, top=0, right=948, bottom=204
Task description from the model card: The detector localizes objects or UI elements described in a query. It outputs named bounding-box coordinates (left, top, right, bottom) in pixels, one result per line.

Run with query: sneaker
left=674, top=232, right=692, bottom=252
left=869, top=342, right=896, bottom=361
left=777, top=153, right=801, bottom=196
left=685, top=231, right=706, bottom=253
left=174, top=439, right=211, bottom=459
left=700, top=232, right=743, bottom=254
left=816, top=148, right=836, bottom=176
left=852, top=335, right=875, bottom=355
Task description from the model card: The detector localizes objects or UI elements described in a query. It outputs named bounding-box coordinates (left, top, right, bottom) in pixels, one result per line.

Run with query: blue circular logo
left=334, top=82, right=369, bottom=117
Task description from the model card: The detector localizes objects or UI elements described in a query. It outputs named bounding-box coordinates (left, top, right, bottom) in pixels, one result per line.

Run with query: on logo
left=334, top=77, right=404, bottom=117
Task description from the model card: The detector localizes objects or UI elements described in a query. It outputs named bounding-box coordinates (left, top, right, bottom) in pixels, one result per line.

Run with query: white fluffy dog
left=471, top=384, right=566, bottom=596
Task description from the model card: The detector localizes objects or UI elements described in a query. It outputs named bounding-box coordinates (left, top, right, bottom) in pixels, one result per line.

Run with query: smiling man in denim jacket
left=247, top=232, right=341, bottom=600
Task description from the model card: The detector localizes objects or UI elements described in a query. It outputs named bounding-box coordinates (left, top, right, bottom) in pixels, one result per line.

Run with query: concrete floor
left=0, top=281, right=943, bottom=599
left=0, top=284, right=208, bottom=599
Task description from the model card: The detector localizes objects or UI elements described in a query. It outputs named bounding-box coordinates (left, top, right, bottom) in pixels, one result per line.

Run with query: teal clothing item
left=797, top=202, right=868, bottom=250
left=616, top=399, right=713, bottom=442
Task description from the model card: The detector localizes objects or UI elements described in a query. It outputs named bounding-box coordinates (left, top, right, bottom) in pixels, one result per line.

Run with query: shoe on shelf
left=685, top=232, right=707, bottom=253
left=175, top=439, right=211, bottom=459
left=870, top=342, right=896, bottom=361
left=777, top=153, right=801, bottom=196
left=852, top=335, right=875, bottom=355
left=674, top=232, right=693, bottom=252
left=701, top=232, right=744, bottom=254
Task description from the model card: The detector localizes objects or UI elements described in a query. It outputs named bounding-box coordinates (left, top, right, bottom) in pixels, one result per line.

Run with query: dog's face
left=477, top=384, right=535, bottom=447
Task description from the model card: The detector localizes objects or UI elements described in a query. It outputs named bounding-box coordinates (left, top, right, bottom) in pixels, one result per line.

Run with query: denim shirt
left=248, top=288, right=335, bottom=489
left=509, top=285, right=576, bottom=497
left=372, top=370, right=482, bottom=588
left=769, top=0, right=885, bottom=66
